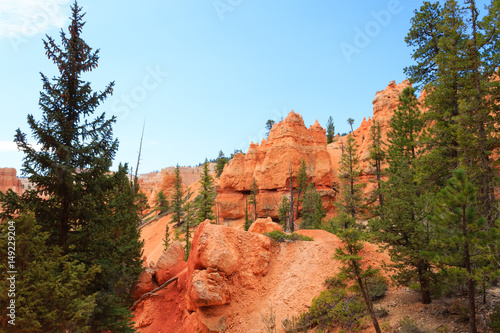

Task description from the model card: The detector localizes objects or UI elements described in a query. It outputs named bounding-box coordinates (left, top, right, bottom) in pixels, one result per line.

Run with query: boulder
left=131, top=267, right=158, bottom=300
left=248, top=217, right=282, bottom=234
left=155, top=241, right=187, bottom=285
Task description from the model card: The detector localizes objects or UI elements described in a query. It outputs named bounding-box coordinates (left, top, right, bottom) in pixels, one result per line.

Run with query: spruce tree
left=326, top=116, right=335, bottom=144
left=170, top=164, right=185, bottom=227
left=0, top=214, right=98, bottom=332
left=429, top=168, right=499, bottom=333
left=195, top=159, right=216, bottom=224
left=0, top=3, right=143, bottom=331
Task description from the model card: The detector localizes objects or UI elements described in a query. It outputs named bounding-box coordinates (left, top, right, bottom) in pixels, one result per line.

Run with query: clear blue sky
left=0, top=0, right=490, bottom=175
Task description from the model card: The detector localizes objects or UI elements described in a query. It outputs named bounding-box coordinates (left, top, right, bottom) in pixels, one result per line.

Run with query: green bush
left=490, top=305, right=500, bottom=332
left=264, top=230, right=313, bottom=242
left=297, top=287, right=366, bottom=332
left=366, top=274, right=389, bottom=301
left=394, top=316, right=424, bottom=333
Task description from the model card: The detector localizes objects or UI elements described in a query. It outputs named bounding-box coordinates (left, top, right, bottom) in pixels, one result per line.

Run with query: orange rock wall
left=217, top=111, right=335, bottom=220
left=0, top=168, right=23, bottom=195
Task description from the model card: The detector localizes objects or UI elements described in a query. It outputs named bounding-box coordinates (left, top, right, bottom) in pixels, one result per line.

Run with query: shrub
left=297, top=287, right=366, bottom=332
left=264, top=230, right=313, bottom=242
left=366, top=274, right=389, bottom=301
left=490, top=305, right=500, bottom=333
left=394, top=316, right=424, bottom=333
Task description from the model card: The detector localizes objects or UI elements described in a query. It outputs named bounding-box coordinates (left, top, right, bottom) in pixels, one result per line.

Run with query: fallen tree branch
left=130, top=276, right=179, bottom=311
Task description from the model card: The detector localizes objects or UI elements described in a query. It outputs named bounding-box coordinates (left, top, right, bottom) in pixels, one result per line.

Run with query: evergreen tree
left=337, top=134, right=364, bottom=220
left=248, top=178, right=259, bottom=220
left=135, top=191, right=150, bottom=216
left=326, top=116, right=335, bottom=144
left=429, top=168, right=499, bottom=333
left=163, top=223, right=171, bottom=251
left=333, top=215, right=381, bottom=333
left=0, top=3, right=143, bottom=331
left=368, top=119, right=385, bottom=210
left=182, top=197, right=195, bottom=261
left=347, top=118, right=355, bottom=135
left=265, top=119, right=276, bottom=137
left=244, top=197, right=252, bottom=231
left=170, top=164, right=185, bottom=227
left=215, top=150, right=229, bottom=178
left=0, top=214, right=98, bottom=332
left=195, top=159, right=216, bottom=224
left=155, top=190, right=169, bottom=215
left=301, top=183, right=325, bottom=229
left=370, top=86, right=435, bottom=305
left=296, top=159, right=309, bottom=218
left=278, top=195, right=291, bottom=227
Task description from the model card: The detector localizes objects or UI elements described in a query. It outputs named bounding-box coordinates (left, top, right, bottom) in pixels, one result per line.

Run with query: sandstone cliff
left=0, top=168, right=23, bottom=195
left=217, top=111, right=335, bottom=221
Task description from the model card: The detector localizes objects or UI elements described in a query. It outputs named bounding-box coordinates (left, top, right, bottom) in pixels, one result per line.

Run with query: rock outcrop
left=217, top=111, right=334, bottom=221
left=0, top=168, right=23, bottom=195
left=248, top=217, right=282, bottom=234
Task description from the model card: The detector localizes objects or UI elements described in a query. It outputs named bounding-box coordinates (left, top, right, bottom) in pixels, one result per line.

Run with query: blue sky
left=0, top=0, right=490, bottom=175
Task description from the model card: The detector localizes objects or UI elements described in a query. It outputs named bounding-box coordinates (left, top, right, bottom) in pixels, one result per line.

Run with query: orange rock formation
left=217, top=111, right=335, bottom=221
left=0, top=168, right=23, bottom=195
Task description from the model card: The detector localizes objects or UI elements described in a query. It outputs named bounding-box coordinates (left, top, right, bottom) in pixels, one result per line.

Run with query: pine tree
left=370, top=86, right=435, bottom=305
left=163, top=223, right=171, bottom=251
left=170, top=164, right=185, bottom=227
left=248, top=178, right=259, bottom=221
left=296, top=159, right=309, bottom=218
left=195, top=159, right=216, bottom=224
left=244, top=197, right=252, bottom=231
left=265, top=119, right=276, bottom=137
left=429, top=168, right=499, bottom=333
left=301, top=183, right=325, bottom=229
left=368, top=119, right=385, bottom=210
left=0, top=214, right=98, bottom=332
left=334, top=215, right=381, bottom=333
left=215, top=150, right=229, bottom=178
left=155, top=190, right=169, bottom=215
left=326, top=116, right=335, bottom=144
left=0, top=3, right=143, bottom=331
left=337, top=134, right=364, bottom=220
left=182, top=197, right=195, bottom=261
left=347, top=118, right=355, bottom=135
left=278, top=195, right=291, bottom=227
